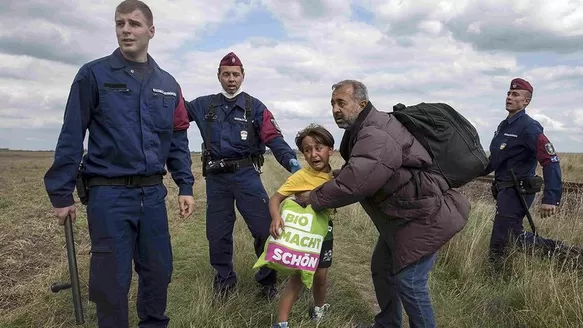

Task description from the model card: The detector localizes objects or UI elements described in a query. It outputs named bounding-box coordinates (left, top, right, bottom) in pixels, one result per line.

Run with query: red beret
left=219, top=52, right=243, bottom=67
left=510, top=78, right=533, bottom=94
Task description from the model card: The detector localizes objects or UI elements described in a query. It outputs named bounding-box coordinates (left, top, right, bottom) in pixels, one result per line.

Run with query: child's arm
left=269, top=192, right=287, bottom=239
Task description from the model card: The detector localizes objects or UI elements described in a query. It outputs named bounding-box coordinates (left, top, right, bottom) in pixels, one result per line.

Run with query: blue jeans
left=371, top=237, right=437, bottom=328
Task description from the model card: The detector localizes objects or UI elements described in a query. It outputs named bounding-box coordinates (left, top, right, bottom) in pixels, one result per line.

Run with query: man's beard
left=334, top=115, right=355, bottom=129
left=335, top=120, right=350, bottom=129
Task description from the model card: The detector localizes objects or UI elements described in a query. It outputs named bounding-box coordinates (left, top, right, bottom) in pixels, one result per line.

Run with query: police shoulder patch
left=270, top=118, right=281, bottom=133
left=544, top=142, right=556, bottom=155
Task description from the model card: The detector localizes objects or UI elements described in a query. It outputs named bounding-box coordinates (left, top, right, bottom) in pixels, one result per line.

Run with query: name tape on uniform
left=152, top=88, right=177, bottom=97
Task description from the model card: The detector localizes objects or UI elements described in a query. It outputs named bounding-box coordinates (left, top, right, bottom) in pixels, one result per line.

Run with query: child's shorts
left=318, top=220, right=333, bottom=269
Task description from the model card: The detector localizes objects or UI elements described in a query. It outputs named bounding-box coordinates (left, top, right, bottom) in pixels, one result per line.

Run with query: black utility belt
left=494, top=175, right=543, bottom=194
left=204, top=156, right=262, bottom=175
left=86, top=174, right=163, bottom=188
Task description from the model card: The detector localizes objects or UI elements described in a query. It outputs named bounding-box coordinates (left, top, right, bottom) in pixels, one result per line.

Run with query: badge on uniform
left=544, top=142, right=556, bottom=155
left=240, top=130, right=248, bottom=141
left=500, top=143, right=506, bottom=150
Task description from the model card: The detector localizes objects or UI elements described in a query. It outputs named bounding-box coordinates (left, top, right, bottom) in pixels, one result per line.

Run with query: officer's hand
left=539, top=204, right=557, bottom=218
left=270, top=217, right=285, bottom=239
left=178, top=196, right=195, bottom=219
left=332, top=169, right=341, bottom=178
left=53, top=205, right=76, bottom=225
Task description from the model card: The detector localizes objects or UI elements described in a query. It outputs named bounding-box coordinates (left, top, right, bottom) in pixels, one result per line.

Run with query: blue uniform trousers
left=87, top=184, right=172, bottom=328
left=205, top=166, right=276, bottom=290
left=489, top=188, right=559, bottom=262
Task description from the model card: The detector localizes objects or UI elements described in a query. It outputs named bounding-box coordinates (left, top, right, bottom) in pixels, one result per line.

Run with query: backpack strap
left=204, top=92, right=259, bottom=157
left=203, top=94, right=219, bottom=159
left=244, top=92, right=256, bottom=147
left=242, top=92, right=262, bottom=149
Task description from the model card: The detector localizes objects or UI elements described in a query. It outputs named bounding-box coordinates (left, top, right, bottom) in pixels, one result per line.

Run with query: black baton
left=510, top=169, right=537, bottom=235
left=51, top=214, right=85, bottom=325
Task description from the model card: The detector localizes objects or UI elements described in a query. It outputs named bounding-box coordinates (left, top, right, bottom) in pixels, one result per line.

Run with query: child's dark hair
left=295, top=123, right=335, bottom=150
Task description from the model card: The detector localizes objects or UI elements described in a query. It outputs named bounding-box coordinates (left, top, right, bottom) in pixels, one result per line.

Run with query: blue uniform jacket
left=44, top=48, right=194, bottom=208
left=185, top=92, right=297, bottom=171
left=485, top=110, right=562, bottom=205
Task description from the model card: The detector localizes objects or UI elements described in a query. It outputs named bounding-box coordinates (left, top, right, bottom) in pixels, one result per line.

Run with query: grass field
left=1, top=150, right=583, bottom=328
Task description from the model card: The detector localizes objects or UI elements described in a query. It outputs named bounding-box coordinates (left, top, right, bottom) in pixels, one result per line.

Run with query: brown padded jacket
left=310, top=102, right=471, bottom=273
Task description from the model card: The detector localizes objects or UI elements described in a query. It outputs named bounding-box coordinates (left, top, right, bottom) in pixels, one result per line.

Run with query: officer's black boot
left=551, top=243, right=583, bottom=271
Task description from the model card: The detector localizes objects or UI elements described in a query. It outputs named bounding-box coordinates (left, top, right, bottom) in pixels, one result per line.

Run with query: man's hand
left=53, top=205, right=76, bottom=225
left=270, top=217, right=285, bottom=239
left=294, top=191, right=311, bottom=207
left=539, top=203, right=557, bottom=218
left=178, top=195, right=195, bottom=219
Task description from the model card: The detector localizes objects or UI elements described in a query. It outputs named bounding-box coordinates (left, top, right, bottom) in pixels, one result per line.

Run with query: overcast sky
left=1, top=0, right=582, bottom=152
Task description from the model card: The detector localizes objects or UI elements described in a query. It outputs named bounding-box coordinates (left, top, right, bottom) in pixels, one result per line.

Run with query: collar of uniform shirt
left=109, top=47, right=158, bottom=71
left=506, top=108, right=526, bottom=124
left=219, top=91, right=251, bottom=118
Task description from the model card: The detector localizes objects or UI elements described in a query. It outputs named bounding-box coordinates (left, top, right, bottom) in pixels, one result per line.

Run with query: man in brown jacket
left=306, top=80, right=471, bottom=328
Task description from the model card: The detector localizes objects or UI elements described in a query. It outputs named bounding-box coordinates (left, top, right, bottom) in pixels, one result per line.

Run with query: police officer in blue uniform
left=485, top=78, right=579, bottom=269
left=43, top=1, right=195, bottom=327
left=185, top=52, right=301, bottom=299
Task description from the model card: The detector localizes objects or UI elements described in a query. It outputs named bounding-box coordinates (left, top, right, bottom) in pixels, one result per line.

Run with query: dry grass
left=0, top=150, right=582, bottom=327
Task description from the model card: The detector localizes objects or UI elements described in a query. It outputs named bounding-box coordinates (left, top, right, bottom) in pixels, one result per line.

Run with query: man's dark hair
left=116, top=0, right=153, bottom=26
left=295, top=123, right=335, bottom=150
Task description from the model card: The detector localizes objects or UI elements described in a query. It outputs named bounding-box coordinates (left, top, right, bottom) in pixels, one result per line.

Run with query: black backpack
left=390, top=102, right=489, bottom=188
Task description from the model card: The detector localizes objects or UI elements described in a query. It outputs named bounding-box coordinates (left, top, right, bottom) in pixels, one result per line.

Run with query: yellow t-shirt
left=277, top=166, right=334, bottom=238
left=277, top=166, right=332, bottom=196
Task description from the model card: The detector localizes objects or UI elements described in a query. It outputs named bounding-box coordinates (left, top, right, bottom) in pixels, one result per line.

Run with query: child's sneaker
left=271, top=322, right=289, bottom=328
left=310, top=303, right=330, bottom=321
